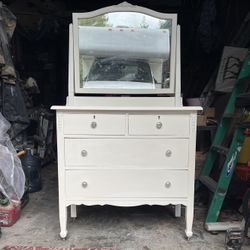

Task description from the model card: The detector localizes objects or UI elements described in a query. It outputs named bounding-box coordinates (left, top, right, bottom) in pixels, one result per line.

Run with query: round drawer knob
left=81, top=150, right=88, bottom=157
left=82, top=181, right=88, bottom=188
left=91, top=121, right=97, bottom=129
left=165, top=181, right=171, bottom=188
left=165, top=150, right=172, bottom=157
left=156, top=122, right=163, bottom=129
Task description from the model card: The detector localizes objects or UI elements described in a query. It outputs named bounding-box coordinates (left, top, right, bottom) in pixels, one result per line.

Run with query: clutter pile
left=0, top=113, right=25, bottom=229
left=0, top=3, right=55, bottom=232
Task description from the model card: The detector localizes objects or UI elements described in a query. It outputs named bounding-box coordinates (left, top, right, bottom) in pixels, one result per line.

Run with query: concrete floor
left=1, top=165, right=250, bottom=250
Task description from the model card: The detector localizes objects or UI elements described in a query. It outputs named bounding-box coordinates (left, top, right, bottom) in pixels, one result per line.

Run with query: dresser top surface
left=51, top=105, right=202, bottom=111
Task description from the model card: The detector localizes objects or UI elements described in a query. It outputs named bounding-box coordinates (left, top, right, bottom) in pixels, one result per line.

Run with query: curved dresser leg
left=185, top=203, right=194, bottom=240
left=59, top=205, right=68, bottom=239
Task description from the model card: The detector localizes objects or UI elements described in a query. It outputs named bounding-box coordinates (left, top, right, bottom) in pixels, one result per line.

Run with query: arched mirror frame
left=72, top=2, right=177, bottom=95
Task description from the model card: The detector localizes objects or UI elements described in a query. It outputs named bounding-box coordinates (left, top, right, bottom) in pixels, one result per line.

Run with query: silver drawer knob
left=81, top=150, right=88, bottom=157
left=165, top=150, right=172, bottom=157
left=82, top=181, right=88, bottom=188
left=156, top=122, right=163, bottom=129
left=165, top=181, right=171, bottom=188
left=91, top=121, right=97, bottom=129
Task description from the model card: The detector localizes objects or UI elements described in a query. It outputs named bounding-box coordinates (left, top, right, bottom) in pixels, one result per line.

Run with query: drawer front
left=128, top=114, right=190, bottom=136
left=65, top=169, right=188, bottom=199
left=65, top=138, right=189, bottom=168
left=63, top=113, right=125, bottom=135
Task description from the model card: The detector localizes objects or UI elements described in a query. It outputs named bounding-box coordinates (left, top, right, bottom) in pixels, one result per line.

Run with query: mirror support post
left=67, top=24, right=74, bottom=105
left=175, top=25, right=182, bottom=106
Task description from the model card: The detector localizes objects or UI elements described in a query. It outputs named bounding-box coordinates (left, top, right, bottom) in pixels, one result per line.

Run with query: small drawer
left=64, top=138, right=189, bottom=168
left=128, top=114, right=190, bottom=136
left=63, top=113, right=125, bottom=135
left=65, top=169, right=188, bottom=199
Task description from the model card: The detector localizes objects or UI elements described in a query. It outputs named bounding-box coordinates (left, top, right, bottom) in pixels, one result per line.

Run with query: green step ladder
left=196, top=51, right=250, bottom=229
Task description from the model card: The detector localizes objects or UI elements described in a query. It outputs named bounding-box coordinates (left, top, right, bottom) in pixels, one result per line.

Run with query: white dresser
left=52, top=105, right=200, bottom=239
left=52, top=2, right=201, bottom=240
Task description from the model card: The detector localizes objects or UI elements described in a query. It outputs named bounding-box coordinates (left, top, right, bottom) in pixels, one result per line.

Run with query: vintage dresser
left=52, top=2, right=202, bottom=239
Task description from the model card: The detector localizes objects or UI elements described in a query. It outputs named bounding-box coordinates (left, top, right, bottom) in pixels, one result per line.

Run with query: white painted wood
left=128, top=114, right=190, bottom=136
left=65, top=169, right=188, bottom=199
left=185, top=112, right=198, bottom=239
left=175, top=204, right=182, bottom=217
left=56, top=112, right=68, bottom=239
left=72, top=3, right=177, bottom=95
left=175, top=25, right=182, bottom=106
left=67, top=24, right=74, bottom=103
left=66, top=96, right=178, bottom=107
left=51, top=104, right=202, bottom=111
left=64, top=138, right=189, bottom=168
left=65, top=198, right=188, bottom=207
left=54, top=109, right=200, bottom=238
left=73, top=3, right=177, bottom=22
left=52, top=2, right=202, bottom=240
left=74, top=86, right=179, bottom=95
left=63, top=113, right=126, bottom=135
left=70, top=205, right=77, bottom=218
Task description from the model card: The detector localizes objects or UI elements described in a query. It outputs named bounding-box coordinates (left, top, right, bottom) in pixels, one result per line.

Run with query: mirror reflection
left=78, top=12, right=171, bottom=90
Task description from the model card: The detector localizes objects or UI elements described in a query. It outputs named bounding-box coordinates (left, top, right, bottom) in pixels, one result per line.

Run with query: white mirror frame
left=71, top=2, right=178, bottom=95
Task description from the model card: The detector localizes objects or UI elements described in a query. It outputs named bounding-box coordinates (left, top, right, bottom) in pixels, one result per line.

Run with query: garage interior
left=0, top=0, right=250, bottom=249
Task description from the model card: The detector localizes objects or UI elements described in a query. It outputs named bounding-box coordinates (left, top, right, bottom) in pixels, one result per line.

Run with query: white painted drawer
left=128, top=114, right=190, bottom=136
left=65, top=169, right=188, bottom=199
left=64, top=138, right=188, bottom=168
left=63, top=113, right=125, bottom=135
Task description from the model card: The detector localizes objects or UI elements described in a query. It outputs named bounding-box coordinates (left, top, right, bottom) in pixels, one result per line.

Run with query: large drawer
left=63, top=113, right=126, bottom=135
left=128, top=114, right=190, bottom=136
left=65, top=169, right=188, bottom=199
left=64, top=138, right=189, bottom=168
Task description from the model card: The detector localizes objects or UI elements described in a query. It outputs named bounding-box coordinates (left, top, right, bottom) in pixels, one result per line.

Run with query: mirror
left=75, top=10, right=174, bottom=93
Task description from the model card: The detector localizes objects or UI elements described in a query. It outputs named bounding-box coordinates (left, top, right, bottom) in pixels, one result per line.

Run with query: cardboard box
left=215, top=46, right=248, bottom=92
left=197, top=115, right=207, bottom=126
left=205, top=107, right=215, bottom=118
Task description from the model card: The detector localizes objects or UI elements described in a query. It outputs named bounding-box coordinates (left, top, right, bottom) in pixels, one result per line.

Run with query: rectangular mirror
left=73, top=7, right=177, bottom=94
